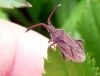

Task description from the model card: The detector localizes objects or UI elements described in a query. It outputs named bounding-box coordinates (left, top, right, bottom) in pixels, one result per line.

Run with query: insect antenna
left=25, top=23, right=47, bottom=32
left=26, top=4, right=61, bottom=33
left=48, top=4, right=61, bottom=25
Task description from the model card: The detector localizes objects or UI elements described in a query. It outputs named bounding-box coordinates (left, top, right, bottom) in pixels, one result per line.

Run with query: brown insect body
left=26, top=4, right=86, bottom=63
left=47, top=25, right=85, bottom=63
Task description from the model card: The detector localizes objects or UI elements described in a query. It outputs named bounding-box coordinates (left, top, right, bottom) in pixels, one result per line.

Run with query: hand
left=0, top=19, right=48, bottom=76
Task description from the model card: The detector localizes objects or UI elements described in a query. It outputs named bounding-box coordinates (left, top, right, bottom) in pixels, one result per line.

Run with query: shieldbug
left=26, top=4, right=86, bottom=63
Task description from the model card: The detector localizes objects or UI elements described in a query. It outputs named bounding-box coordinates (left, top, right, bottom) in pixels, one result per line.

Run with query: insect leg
left=62, top=52, right=65, bottom=59
left=25, top=23, right=47, bottom=32
left=76, top=39, right=85, bottom=43
left=76, top=39, right=85, bottom=49
left=49, top=42, right=56, bottom=49
left=48, top=39, right=53, bottom=43
left=68, top=32, right=72, bottom=36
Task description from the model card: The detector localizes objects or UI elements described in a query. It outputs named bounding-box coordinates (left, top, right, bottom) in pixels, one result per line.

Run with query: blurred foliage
left=0, top=0, right=100, bottom=72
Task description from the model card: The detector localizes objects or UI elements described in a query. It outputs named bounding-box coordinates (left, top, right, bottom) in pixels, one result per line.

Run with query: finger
left=0, top=19, right=49, bottom=76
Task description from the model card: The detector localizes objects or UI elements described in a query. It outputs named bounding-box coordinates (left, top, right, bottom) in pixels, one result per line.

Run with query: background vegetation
left=0, top=0, right=100, bottom=75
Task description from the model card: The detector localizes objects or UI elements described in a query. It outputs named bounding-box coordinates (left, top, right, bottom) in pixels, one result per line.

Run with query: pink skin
left=0, top=19, right=49, bottom=76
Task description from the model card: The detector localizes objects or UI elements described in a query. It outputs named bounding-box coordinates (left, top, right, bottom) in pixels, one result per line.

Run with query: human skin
left=0, top=19, right=49, bottom=76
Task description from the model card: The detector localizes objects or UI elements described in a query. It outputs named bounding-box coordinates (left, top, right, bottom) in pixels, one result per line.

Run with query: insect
left=26, top=4, right=86, bottom=63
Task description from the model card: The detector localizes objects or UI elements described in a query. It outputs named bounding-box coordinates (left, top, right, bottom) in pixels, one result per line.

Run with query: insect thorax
left=48, top=27, right=64, bottom=42
left=47, top=25, right=56, bottom=33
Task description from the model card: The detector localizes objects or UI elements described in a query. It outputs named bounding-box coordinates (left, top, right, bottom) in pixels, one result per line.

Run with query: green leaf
left=43, top=46, right=100, bottom=76
left=0, top=0, right=32, bottom=8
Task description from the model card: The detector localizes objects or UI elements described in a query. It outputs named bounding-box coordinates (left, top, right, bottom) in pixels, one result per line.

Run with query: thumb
left=0, top=19, right=49, bottom=76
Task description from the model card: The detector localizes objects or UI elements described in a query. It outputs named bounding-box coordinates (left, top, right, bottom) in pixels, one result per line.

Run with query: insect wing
left=56, top=41, right=73, bottom=60
left=70, top=46, right=86, bottom=62
left=56, top=31, right=86, bottom=63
